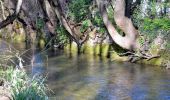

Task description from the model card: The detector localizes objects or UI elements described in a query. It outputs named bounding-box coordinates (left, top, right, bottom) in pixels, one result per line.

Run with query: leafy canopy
left=68, top=0, right=92, bottom=22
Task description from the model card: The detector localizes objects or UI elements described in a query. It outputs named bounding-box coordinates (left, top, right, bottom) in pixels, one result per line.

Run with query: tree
left=0, top=0, right=163, bottom=62
left=96, top=0, right=160, bottom=62
left=48, top=0, right=92, bottom=51
left=96, top=0, right=139, bottom=51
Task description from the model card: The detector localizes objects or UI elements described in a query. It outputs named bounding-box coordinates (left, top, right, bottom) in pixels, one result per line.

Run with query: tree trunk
left=50, top=0, right=79, bottom=44
left=96, top=0, right=139, bottom=50
left=50, top=0, right=91, bottom=48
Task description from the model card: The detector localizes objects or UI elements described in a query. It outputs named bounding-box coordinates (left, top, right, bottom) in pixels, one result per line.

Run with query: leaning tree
left=96, top=0, right=160, bottom=62
left=0, top=0, right=160, bottom=62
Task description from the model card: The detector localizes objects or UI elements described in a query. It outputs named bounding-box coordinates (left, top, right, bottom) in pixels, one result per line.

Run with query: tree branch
left=118, top=50, right=160, bottom=63
left=0, top=0, right=23, bottom=29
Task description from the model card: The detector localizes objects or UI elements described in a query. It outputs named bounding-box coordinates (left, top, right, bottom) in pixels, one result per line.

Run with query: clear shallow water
left=0, top=40, right=170, bottom=100
left=33, top=52, right=170, bottom=100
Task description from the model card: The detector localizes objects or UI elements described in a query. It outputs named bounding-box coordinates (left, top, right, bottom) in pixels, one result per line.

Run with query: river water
left=0, top=40, right=170, bottom=100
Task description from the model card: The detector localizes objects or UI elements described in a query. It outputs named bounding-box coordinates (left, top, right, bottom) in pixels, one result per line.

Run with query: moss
left=64, top=41, right=112, bottom=57
left=144, top=46, right=169, bottom=66
left=38, top=38, right=46, bottom=48
left=137, top=49, right=170, bottom=66
left=80, top=44, right=85, bottom=53
left=83, top=43, right=95, bottom=55
left=94, top=44, right=101, bottom=55
left=110, top=51, right=128, bottom=62
left=158, top=50, right=170, bottom=66
left=64, top=44, right=71, bottom=51
left=71, top=42, right=78, bottom=54
left=109, top=43, right=129, bottom=61
left=150, top=45, right=160, bottom=55
left=62, top=40, right=170, bottom=67
left=139, top=58, right=163, bottom=66
left=101, top=44, right=110, bottom=57
left=13, top=34, right=25, bottom=42
left=64, top=42, right=78, bottom=55
left=82, top=43, right=110, bottom=56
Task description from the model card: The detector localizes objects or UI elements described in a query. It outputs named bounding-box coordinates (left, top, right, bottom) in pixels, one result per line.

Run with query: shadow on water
left=43, top=53, right=170, bottom=100
left=0, top=40, right=170, bottom=100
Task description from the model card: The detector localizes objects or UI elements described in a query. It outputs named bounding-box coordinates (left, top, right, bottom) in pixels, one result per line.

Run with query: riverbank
left=0, top=40, right=48, bottom=100
left=0, top=67, right=48, bottom=100
left=64, top=42, right=170, bottom=67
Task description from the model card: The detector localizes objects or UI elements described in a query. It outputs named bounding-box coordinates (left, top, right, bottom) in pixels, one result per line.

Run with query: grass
left=0, top=67, right=49, bottom=100
left=0, top=40, right=49, bottom=100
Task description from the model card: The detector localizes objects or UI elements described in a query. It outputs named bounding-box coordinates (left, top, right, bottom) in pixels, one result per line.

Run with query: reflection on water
left=42, top=53, right=170, bottom=100
left=0, top=40, right=170, bottom=100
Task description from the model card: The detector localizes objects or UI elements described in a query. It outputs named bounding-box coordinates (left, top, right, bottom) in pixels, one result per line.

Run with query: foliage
left=91, top=11, right=107, bottom=34
left=107, top=6, right=115, bottom=24
left=80, top=19, right=91, bottom=33
left=68, top=0, right=92, bottom=22
left=0, top=67, right=48, bottom=100
left=143, top=18, right=170, bottom=31
left=36, top=18, right=45, bottom=30
left=93, top=13, right=103, bottom=26
left=132, top=1, right=170, bottom=41
left=56, top=25, right=69, bottom=45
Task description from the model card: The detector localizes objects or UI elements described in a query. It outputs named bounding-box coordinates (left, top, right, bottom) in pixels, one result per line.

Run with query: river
left=1, top=40, right=170, bottom=100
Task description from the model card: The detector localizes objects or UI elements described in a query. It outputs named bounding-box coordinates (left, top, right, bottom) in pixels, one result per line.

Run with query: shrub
left=132, top=1, right=170, bottom=41
left=68, top=0, right=92, bottom=22
left=55, top=25, right=69, bottom=45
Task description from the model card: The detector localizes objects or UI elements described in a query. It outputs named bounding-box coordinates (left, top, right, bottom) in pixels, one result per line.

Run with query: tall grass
left=0, top=67, right=49, bottom=100
left=0, top=40, right=49, bottom=100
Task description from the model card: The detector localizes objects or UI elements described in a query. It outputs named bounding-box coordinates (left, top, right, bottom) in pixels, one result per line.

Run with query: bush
left=68, top=0, right=92, bottom=22
left=132, top=1, right=170, bottom=41
left=55, top=25, right=69, bottom=45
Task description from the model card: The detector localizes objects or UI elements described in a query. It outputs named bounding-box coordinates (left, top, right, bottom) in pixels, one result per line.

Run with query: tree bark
left=49, top=0, right=90, bottom=47
left=96, top=0, right=139, bottom=50
left=49, top=0, right=79, bottom=44
left=0, top=0, right=23, bottom=29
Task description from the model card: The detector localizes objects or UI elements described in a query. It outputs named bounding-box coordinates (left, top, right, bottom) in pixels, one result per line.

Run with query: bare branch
left=0, top=0, right=23, bottom=29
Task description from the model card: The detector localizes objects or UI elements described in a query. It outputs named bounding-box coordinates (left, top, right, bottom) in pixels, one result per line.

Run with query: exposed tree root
left=118, top=51, right=160, bottom=63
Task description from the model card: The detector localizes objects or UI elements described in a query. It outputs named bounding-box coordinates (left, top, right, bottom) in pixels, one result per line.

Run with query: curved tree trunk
left=96, top=0, right=139, bottom=51
left=114, top=0, right=138, bottom=43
